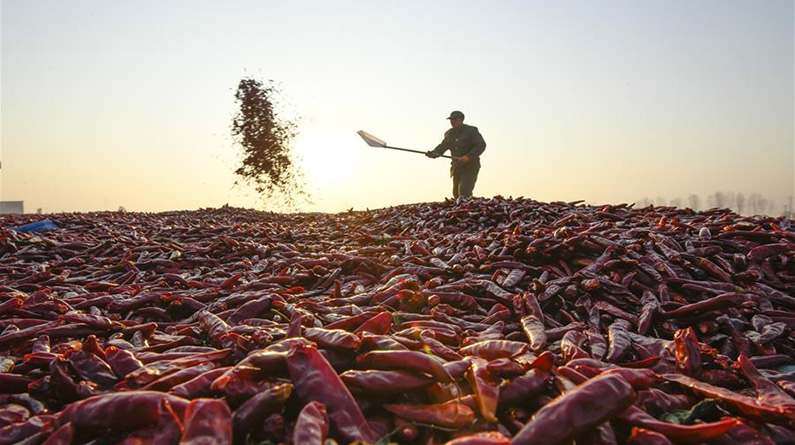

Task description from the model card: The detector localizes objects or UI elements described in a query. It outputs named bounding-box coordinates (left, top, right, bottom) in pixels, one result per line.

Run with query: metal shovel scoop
left=357, top=130, right=455, bottom=159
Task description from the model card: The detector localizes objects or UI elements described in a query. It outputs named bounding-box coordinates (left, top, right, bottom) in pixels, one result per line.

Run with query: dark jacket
left=431, top=124, right=486, bottom=170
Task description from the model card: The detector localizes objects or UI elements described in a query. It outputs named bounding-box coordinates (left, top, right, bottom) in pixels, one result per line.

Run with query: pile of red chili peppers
left=0, top=198, right=793, bottom=444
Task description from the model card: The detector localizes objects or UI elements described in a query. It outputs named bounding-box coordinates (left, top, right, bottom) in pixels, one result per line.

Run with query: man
left=426, top=110, right=486, bottom=199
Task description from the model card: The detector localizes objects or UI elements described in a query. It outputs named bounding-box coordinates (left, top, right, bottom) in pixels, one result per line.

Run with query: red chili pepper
left=734, top=354, right=795, bottom=414
left=232, top=382, right=292, bottom=442
left=637, top=290, right=660, bottom=335
left=383, top=402, right=475, bottom=428
left=572, top=366, right=662, bottom=391
left=662, top=293, right=745, bottom=318
left=293, top=401, right=329, bottom=445
left=617, top=406, right=740, bottom=444
left=512, top=374, right=636, bottom=445
left=520, top=315, right=546, bottom=352
left=358, top=350, right=453, bottom=383
left=465, top=357, right=500, bottom=423
left=486, top=357, right=526, bottom=377
left=122, top=349, right=231, bottom=389
left=169, top=366, right=230, bottom=399
left=443, top=358, right=474, bottom=380
left=303, top=327, right=362, bottom=350
left=605, top=319, right=632, bottom=363
left=627, top=427, right=674, bottom=445
left=66, top=350, right=118, bottom=389
left=444, top=431, right=511, bottom=444
left=498, top=368, right=549, bottom=409
left=226, top=296, right=271, bottom=325
left=420, top=330, right=464, bottom=361
left=40, top=421, right=74, bottom=445
left=286, top=343, right=378, bottom=443
left=219, top=273, right=242, bottom=290
left=664, top=373, right=792, bottom=428
left=359, top=332, right=409, bottom=351
left=324, top=311, right=376, bottom=331
left=459, top=340, right=529, bottom=361
left=710, top=419, right=778, bottom=445
left=673, top=327, right=703, bottom=377
left=340, top=369, right=435, bottom=394
left=53, top=391, right=190, bottom=435
left=0, top=373, right=33, bottom=394
left=141, top=362, right=215, bottom=392
left=353, top=311, right=393, bottom=335
left=561, top=330, right=590, bottom=362
left=180, top=398, right=233, bottom=444
left=197, top=310, right=231, bottom=343
left=0, top=414, right=54, bottom=445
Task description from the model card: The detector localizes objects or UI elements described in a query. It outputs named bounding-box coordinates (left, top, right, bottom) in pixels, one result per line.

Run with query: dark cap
left=446, top=110, right=465, bottom=120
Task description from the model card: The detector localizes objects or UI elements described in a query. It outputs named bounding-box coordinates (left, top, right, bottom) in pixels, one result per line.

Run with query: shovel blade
left=357, top=130, right=387, bottom=148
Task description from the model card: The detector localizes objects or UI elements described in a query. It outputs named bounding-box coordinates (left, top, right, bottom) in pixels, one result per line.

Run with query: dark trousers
left=452, top=165, right=479, bottom=198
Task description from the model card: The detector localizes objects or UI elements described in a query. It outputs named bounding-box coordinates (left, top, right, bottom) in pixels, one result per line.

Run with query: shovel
left=357, top=130, right=457, bottom=160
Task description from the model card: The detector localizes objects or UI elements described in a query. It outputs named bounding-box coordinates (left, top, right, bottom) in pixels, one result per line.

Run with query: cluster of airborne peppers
left=0, top=197, right=793, bottom=444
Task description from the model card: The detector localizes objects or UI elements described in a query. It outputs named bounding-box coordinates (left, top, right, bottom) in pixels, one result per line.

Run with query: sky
left=1, top=1, right=793, bottom=215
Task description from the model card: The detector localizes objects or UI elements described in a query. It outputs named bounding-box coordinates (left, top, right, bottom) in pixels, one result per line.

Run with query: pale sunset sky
left=1, top=1, right=793, bottom=214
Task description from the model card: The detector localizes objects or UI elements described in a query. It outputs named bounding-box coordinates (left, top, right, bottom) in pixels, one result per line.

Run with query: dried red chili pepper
left=292, top=401, right=329, bottom=445
left=383, top=402, right=475, bottom=428
left=180, top=398, right=233, bottom=444
left=340, top=369, right=435, bottom=394
left=617, top=405, right=740, bottom=443
left=232, top=382, right=292, bottom=442
left=460, top=340, right=530, bottom=361
left=665, top=373, right=792, bottom=427
left=53, top=391, right=190, bottom=435
left=498, top=368, right=549, bottom=408
left=169, top=366, right=230, bottom=399
left=465, top=357, right=500, bottom=423
left=627, top=427, right=674, bottom=445
left=512, top=374, right=636, bottom=445
left=358, top=350, right=453, bottom=383
left=2, top=197, right=794, bottom=444
left=444, top=431, right=511, bottom=444
left=286, top=343, right=378, bottom=443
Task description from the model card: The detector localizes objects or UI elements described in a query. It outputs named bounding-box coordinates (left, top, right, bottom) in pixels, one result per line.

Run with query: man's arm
left=466, top=127, right=486, bottom=157
left=427, top=131, right=451, bottom=157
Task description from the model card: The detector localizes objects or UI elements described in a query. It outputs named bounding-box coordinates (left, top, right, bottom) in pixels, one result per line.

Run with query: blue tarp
left=14, top=220, right=58, bottom=233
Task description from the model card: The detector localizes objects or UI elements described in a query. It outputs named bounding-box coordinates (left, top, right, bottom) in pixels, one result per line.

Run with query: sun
left=294, top=129, right=361, bottom=189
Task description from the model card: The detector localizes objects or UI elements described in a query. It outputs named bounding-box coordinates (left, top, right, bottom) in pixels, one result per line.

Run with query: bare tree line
left=636, top=192, right=793, bottom=217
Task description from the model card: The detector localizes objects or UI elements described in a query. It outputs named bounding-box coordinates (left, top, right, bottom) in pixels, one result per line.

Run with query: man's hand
left=426, top=151, right=440, bottom=159
left=459, top=155, right=470, bottom=163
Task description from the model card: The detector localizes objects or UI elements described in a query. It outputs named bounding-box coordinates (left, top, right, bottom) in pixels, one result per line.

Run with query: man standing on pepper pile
left=426, top=110, right=486, bottom=199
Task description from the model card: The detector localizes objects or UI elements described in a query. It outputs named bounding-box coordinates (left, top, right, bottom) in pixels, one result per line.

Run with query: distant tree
left=687, top=194, right=701, bottom=211
left=726, top=192, right=736, bottom=210
left=735, top=193, right=746, bottom=215
left=636, top=197, right=652, bottom=207
left=669, top=197, right=683, bottom=208
left=747, top=193, right=774, bottom=215
left=747, top=193, right=761, bottom=214
left=757, top=196, right=768, bottom=215
left=654, top=197, right=668, bottom=206
left=710, top=191, right=728, bottom=209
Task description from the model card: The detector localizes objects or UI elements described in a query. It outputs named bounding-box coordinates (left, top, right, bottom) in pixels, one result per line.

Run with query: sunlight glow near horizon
left=1, top=1, right=793, bottom=215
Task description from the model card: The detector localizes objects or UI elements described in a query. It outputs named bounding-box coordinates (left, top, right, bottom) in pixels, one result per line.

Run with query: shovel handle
left=383, top=145, right=456, bottom=160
